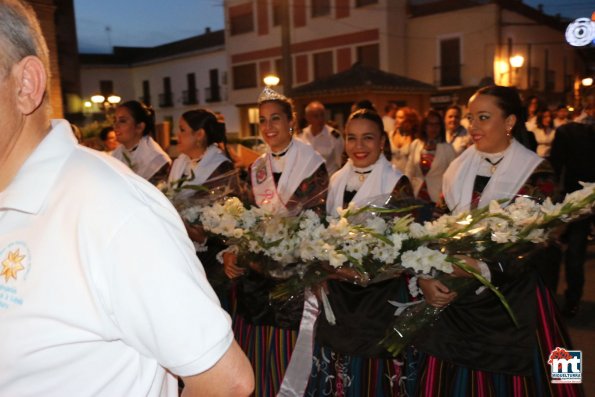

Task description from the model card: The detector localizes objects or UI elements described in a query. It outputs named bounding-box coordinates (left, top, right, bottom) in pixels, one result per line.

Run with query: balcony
left=182, top=89, right=199, bottom=105
left=434, top=64, right=463, bottom=88
left=205, top=86, right=221, bottom=103
left=158, top=92, right=173, bottom=108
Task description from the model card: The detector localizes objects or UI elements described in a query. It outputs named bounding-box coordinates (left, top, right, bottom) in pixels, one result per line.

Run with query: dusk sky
left=74, top=0, right=594, bottom=54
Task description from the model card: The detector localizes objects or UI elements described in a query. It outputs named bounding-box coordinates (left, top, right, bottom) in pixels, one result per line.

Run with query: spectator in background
left=99, top=126, right=119, bottom=154
left=406, top=110, right=456, bottom=209
left=296, top=101, right=344, bottom=175
left=390, top=106, right=420, bottom=172
left=550, top=121, right=595, bottom=318
left=382, top=101, right=398, bottom=133
left=532, top=109, right=555, bottom=158
left=524, top=95, right=543, bottom=132
left=553, top=104, right=570, bottom=128
left=112, top=100, right=172, bottom=185
left=0, top=1, right=254, bottom=396
left=443, top=105, right=471, bottom=156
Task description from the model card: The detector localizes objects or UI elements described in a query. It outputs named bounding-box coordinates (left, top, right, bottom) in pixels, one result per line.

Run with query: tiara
left=257, top=87, right=288, bottom=104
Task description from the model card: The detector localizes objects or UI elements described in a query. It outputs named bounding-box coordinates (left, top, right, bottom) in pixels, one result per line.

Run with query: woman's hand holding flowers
left=418, top=278, right=457, bottom=308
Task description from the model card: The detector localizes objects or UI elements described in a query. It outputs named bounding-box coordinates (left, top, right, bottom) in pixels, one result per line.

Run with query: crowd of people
left=2, top=0, right=594, bottom=396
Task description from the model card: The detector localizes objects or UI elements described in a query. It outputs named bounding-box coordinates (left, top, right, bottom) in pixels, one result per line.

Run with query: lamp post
left=90, top=93, right=121, bottom=121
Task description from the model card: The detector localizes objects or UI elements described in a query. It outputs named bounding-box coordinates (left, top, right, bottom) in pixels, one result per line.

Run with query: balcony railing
left=182, top=89, right=199, bottom=105
left=158, top=92, right=173, bottom=108
left=205, top=86, right=221, bottom=103
left=433, top=64, right=463, bottom=87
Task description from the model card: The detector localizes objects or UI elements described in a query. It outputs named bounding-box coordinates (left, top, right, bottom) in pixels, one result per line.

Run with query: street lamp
left=582, top=77, right=593, bottom=87
left=509, top=55, right=524, bottom=87
left=107, top=94, right=122, bottom=105
left=263, top=74, right=280, bottom=87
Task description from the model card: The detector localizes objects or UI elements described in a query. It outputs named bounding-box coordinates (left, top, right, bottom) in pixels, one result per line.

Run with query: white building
left=79, top=29, right=241, bottom=135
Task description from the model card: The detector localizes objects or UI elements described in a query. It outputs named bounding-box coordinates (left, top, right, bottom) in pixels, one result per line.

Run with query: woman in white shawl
left=405, top=109, right=455, bottom=207
left=112, top=100, right=171, bottom=185
left=169, top=109, right=236, bottom=302
left=222, top=87, right=329, bottom=397
left=413, top=86, right=582, bottom=396
left=307, top=109, right=416, bottom=397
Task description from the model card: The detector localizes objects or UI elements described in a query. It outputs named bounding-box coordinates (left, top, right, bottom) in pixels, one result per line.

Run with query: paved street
left=557, top=241, right=595, bottom=394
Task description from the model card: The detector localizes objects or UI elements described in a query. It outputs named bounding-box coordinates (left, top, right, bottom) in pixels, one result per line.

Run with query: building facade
left=78, top=30, right=239, bottom=137
left=224, top=0, right=589, bottom=135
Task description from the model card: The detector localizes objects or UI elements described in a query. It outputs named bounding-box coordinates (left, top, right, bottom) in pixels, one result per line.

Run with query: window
left=230, top=3, right=254, bottom=35
left=207, top=69, right=221, bottom=102
left=356, top=44, right=379, bottom=69
left=159, top=77, right=173, bottom=108
left=272, top=0, right=281, bottom=26
left=141, top=80, right=151, bottom=105
left=439, top=38, right=461, bottom=86
left=314, top=51, right=334, bottom=80
left=312, top=0, right=330, bottom=17
left=99, top=80, right=113, bottom=96
left=546, top=70, right=555, bottom=92
left=355, top=0, right=377, bottom=7
left=183, top=73, right=198, bottom=105
left=530, top=67, right=540, bottom=89
left=233, top=63, right=258, bottom=89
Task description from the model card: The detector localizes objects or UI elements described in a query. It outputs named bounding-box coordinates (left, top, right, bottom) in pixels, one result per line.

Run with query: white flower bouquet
left=381, top=182, right=595, bottom=355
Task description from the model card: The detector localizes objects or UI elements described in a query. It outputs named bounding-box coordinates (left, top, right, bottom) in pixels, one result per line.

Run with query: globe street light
left=263, top=74, right=280, bottom=87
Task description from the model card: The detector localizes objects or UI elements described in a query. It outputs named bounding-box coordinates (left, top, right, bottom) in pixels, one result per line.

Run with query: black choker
left=484, top=157, right=504, bottom=174
left=271, top=143, right=292, bottom=159
left=354, top=169, right=372, bottom=182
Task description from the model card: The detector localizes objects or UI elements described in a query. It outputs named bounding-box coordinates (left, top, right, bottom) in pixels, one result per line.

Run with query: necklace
left=484, top=156, right=504, bottom=174
left=354, top=169, right=373, bottom=182
left=271, top=141, right=292, bottom=159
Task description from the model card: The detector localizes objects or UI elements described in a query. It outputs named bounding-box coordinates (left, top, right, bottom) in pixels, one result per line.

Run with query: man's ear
left=15, top=56, right=47, bottom=115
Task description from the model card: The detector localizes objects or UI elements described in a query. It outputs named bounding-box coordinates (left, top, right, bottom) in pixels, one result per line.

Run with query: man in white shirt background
left=0, top=1, right=254, bottom=396
left=297, top=101, right=344, bottom=175
left=444, top=105, right=471, bottom=156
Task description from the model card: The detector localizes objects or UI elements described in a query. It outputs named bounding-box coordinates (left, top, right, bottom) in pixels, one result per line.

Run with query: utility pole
left=280, top=0, right=293, bottom=96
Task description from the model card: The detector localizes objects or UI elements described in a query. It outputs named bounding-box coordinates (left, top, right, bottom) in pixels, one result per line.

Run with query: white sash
left=250, top=139, right=324, bottom=214
left=443, top=139, right=543, bottom=214
left=168, top=145, right=229, bottom=201
left=326, top=156, right=404, bottom=217
left=277, top=290, right=319, bottom=397
left=112, top=136, right=171, bottom=180
left=406, top=140, right=455, bottom=202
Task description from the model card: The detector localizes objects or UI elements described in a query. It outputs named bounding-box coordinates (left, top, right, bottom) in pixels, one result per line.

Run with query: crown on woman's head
left=257, top=87, right=288, bottom=104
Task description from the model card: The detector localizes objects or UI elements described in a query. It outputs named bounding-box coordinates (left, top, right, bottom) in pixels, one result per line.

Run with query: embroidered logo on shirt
left=1, top=249, right=25, bottom=282
left=0, top=242, right=29, bottom=309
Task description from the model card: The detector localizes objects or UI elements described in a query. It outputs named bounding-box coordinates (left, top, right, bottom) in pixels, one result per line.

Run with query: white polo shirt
left=297, top=125, right=344, bottom=175
left=0, top=120, right=233, bottom=396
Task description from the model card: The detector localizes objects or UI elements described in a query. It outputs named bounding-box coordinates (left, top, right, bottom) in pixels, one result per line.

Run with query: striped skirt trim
left=233, top=314, right=297, bottom=397
left=414, top=284, right=584, bottom=396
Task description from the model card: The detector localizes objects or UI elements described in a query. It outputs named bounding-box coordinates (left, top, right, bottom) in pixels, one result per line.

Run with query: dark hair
left=117, top=100, right=156, bottom=137
left=536, top=109, right=553, bottom=129
left=473, top=85, right=536, bottom=151
left=182, top=108, right=231, bottom=159
left=419, top=109, right=446, bottom=142
left=347, top=109, right=390, bottom=160
left=99, top=126, right=113, bottom=141
left=182, top=109, right=226, bottom=146
left=259, top=98, right=295, bottom=121
left=445, top=104, right=462, bottom=116
left=353, top=99, right=376, bottom=112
